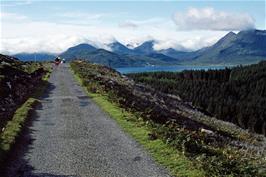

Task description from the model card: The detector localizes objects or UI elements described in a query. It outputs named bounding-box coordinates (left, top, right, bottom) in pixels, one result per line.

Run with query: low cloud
left=119, top=18, right=166, bottom=29
left=1, top=35, right=86, bottom=54
left=153, top=40, right=187, bottom=51
left=1, top=0, right=31, bottom=7
left=152, top=35, right=221, bottom=51
left=173, top=7, right=255, bottom=31
left=179, top=36, right=221, bottom=50
left=57, top=12, right=106, bottom=20
left=0, top=12, right=28, bottom=21
left=119, top=21, right=138, bottom=29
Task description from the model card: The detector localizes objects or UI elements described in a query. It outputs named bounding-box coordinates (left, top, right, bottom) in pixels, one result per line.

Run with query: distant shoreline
left=115, top=64, right=233, bottom=74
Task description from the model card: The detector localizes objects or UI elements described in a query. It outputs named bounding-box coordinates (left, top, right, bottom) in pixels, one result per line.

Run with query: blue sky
left=1, top=0, right=265, bottom=54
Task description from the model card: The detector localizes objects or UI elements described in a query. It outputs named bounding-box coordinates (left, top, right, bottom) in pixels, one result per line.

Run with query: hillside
left=128, top=61, right=266, bottom=136
left=0, top=54, right=47, bottom=130
left=108, top=41, right=135, bottom=55
left=69, top=49, right=148, bottom=67
left=59, top=43, right=180, bottom=67
left=60, top=43, right=97, bottom=60
left=190, top=30, right=266, bottom=64
left=71, top=60, right=266, bottom=176
left=13, top=53, right=56, bottom=61
left=159, top=48, right=195, bottom=60
left=133, top=40, right=156, bottom=54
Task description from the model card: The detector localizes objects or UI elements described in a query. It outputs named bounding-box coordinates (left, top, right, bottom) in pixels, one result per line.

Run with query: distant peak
left=137, top=40, right=156, bottom=47
left=109, top=41, right=124, bottom=46
left=226, top=31, right=236, bottom=37
left=217, top=31, right=237, bottom=43
left=166, top=48, right=177, bottom=51
left=76, top=43, right=93, bottom=46
left=145, top=40, right=156, bottom=44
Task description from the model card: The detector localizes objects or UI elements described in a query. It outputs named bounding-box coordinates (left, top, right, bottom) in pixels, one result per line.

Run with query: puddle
left=133, top=156, right=142, bottom=162
left=77, top=95, right=90, bottom=107
left=77, top=95, right=89, bottom=99
left=79, top=101, right=89, bottom=107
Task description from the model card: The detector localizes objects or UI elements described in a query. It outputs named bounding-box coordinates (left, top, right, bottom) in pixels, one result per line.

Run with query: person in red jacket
left=54, top=57, right=61, bottom=66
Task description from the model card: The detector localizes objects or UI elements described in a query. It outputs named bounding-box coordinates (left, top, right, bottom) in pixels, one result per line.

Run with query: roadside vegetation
left=89, top=93, right=203, bottom=177
left=0, top=56, right=51, bottom=164
left=0, top=98, right=39, bottom=160
left=70, top=60, right=266, bottom=177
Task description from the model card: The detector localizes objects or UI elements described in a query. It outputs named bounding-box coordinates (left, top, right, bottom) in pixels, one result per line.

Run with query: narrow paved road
left=3, top=64, right=170, bottom=177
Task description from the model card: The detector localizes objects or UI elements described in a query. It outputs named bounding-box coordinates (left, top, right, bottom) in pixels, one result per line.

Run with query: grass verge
left=71, top=68, right=205, bottom=177
left=0, top=98, right=39, bottom=158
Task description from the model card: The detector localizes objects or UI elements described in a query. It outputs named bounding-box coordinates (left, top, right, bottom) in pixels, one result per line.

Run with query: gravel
left=2, top=64, right=170, bottom=177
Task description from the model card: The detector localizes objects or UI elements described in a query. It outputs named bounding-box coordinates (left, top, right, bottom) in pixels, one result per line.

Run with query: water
left=115, top=65, right=229, bottom=74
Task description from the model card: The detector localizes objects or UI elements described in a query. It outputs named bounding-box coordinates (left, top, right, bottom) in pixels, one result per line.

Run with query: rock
left=200, top=128, right=214, bottom=135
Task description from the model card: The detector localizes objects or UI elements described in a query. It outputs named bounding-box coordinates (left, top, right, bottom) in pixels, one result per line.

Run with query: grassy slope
left=0, top=98, right=38, bottom=154
left=0, top=64, right=51, bottom=162
left=71, top=68, right=204, bottom=177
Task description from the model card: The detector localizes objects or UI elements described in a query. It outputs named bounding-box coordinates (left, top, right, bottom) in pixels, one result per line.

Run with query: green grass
left=71, top=68, right=205, bottom=177
left=0, top=98, right=38, bottom=158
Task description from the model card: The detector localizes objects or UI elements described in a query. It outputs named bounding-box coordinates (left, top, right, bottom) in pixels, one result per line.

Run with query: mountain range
left=12, top=29, right=266, bottom=67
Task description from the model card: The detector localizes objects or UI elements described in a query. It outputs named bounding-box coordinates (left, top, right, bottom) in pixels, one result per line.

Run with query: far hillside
left=13, top=53, right=56, bottom=61
left=128, top=61, right=266, bottom=136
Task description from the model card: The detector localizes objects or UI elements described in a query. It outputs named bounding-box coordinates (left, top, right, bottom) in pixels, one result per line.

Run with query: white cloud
left=153, top=40, right=187, bottom=51
left=57, top=12, right=106, bottom=20
left=0, top=12, right=28, bottom=21
left=180, top=35, right=221, bottom=50
left=0, top=10, right=228, bottom=54
left=119, top=18, right=166, bottom=29
left=153, top=33, right=223, bottom=51
left=173, top=7, right=255, bottom=31
left=1, top=0, right=32, bottom=7
left=119, top=21, right=138, bottom=29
